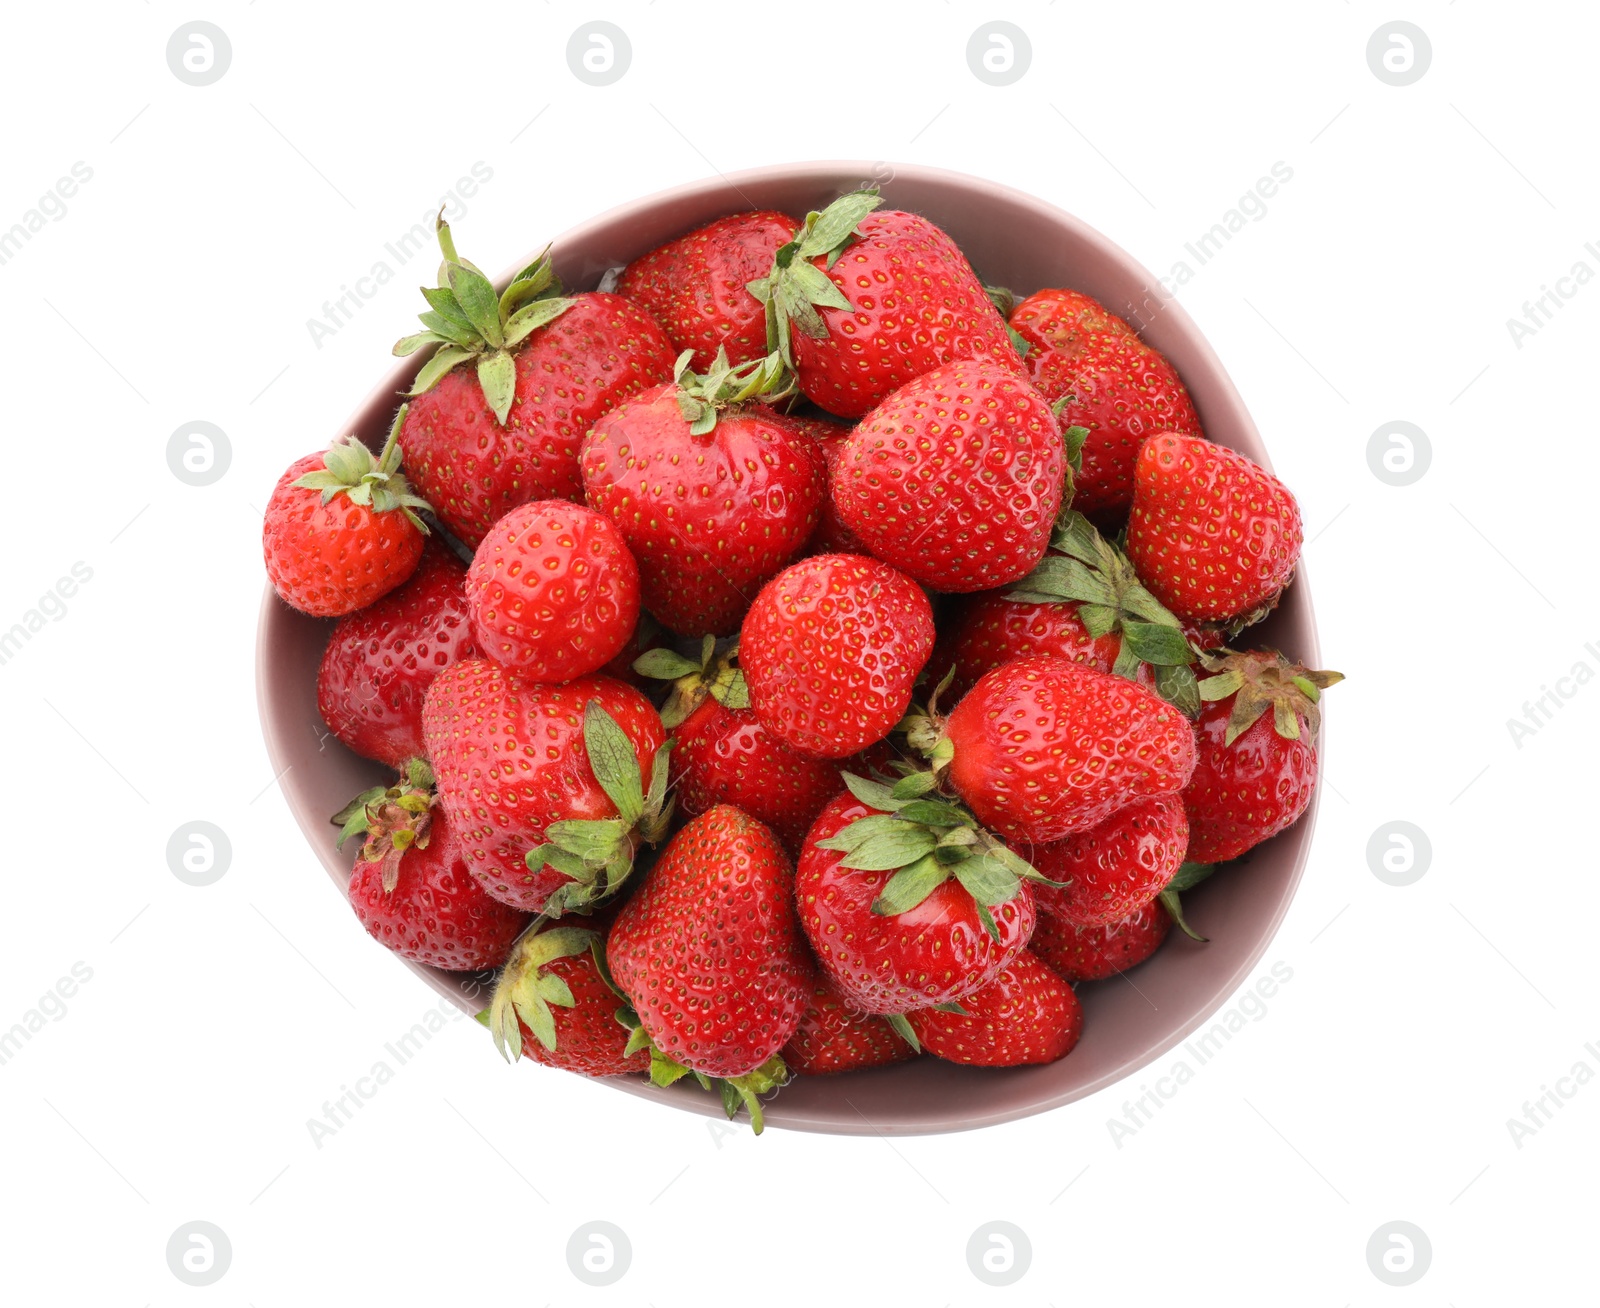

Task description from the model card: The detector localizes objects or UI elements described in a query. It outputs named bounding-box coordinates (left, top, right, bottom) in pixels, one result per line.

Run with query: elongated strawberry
left=465, top=499, right=639, bottom=681
left=420, top=659, right=670, bottom=913
left=263, top=406, right=432, bottom=617
left=580, top=349, right=823, bottom=636
left=317, top=539, right=478, bottom=767
left=740, top=554, right=935, bottom=759
left=906, top=952, right=1082, bottom=1067
left=618, top=210, right=797, bottom=370
left=1010, top=288, right=1204, bottom=518
left=830, top=361, right=1064, bottom=592
left=1126, top=434, right=1303, bottom=629
left=1028, top=795, right=1189, bottom=928
left=783, top=978, right=917, bottom=1075
left=1184, top=649, right=1342, bottom=863
left=1032, top=900, right=1172, bottom=982
left=750, top=190, right=1023, bottom=418
left=393, top=217, right=675, bottom=548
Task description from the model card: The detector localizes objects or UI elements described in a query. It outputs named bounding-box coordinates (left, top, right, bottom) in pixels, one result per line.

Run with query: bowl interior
left=256, top=161, right=1320, bottom=1135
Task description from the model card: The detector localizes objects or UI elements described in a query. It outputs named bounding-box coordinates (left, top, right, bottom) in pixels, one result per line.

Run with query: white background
left=1, top=2, right=1593, bottom=1302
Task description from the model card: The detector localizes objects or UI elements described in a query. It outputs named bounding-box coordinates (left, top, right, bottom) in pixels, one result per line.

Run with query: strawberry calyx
left=612, top=1004, right=789, bottom=1135
left=484, top=921, right=601, bottom=1061
left=1157, top=860, right=1217, bottom=942
left=331, top=757, right=436, bottom=892
left=1008, top=509, right=1201, bottom=714
left=392, top=213, right=576, bottom=424
left=1195, top=649, right=1344, bottom=748
left=983, top=283, right=1033, bottom=361
left=524, top=701, right=674, bottom=915
left=669, top=346, right=792, bottom=435
left=293, top=405, right=433, bottom=534
left=633, top=635, right=748, bottom=729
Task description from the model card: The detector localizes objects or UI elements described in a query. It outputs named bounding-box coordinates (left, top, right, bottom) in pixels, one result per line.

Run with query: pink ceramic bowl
left=256, top=161, right=1322, bottom=1136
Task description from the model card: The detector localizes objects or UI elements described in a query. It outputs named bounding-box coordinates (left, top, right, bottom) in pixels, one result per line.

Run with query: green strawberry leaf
left=841, top=772, right=904, bottom=813
left=839, top=826, right=937, bottom=872
left=885, top=1012, right=922, bottom=1054
left=869, top=853, right=949, bottom=915
left=952, top=853, right=1020, bottom=907
left=583, top=700, right=644, bottom=826
left=476, top=349, right=517, bottom=425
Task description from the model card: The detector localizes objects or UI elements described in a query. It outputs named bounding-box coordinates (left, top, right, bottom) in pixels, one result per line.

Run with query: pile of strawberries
left=264, top=188, right=1340, bottom=1131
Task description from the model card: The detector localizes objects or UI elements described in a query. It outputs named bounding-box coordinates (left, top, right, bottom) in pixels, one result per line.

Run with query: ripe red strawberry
left=793, top=414, right=870, bottom=556
left=1028, top=795, right=1189, bottom=928
left=607, top=805, right=812, bottom=1130
left=1010, top=288, right=1204, bottom=518
left=1032, top=900, right=1172, bottom=982
left=317, top=539, right=478, bottom=767
left=795, top=792, right=1037, bottom=1016
left=750, top=190, right=1023, bottom=418
left=1184, top=649, right=1342, bottom=863
left=940, top=656, right=1197, bottom=843
left=580, top=351, right=824, bottom=636
left=262, top=406, right=431, bottom=617
left=393, top=218, right=675, bottom=548
left=829, top=362, right=1063, bottom=592
left=935, top=592, right=1118, bottom=700
left=336, top=761, right=528, bottom=971
left=740, top=554, right=935, bottom=759
left=1126, top=433, right=1304, bottom=628
left=782, top=978, right=917, bottom=1075
left=906, top=952, right=1082, bottom=1067
left=420, top=659, right=669, bottom=914
left=617, top=210, right=797, bottom=370
left=465, top=499, right=639, bottom=681
left=486, top=918, right=649, bottom=1077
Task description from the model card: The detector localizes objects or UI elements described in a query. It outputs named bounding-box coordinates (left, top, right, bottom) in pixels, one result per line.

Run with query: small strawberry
left=1184, top=649, right=1342, bottom=863
left=580, top=349, right=824, bottom=636
left=793, top=414, right=870, bottom=556
left=740, top=553, right=935, bottom=759
left=1028, top=794, right=1189, bottom=928
left=617, top=209, right=797, bottom=370
left=465, top=499, right=640, bottom=681
left=906, top=952, right=1082, bottom=1067
left=1009, top=287, right=1204, bottom=518
left=393, top=217, right=676, bottom=548
left=334, top=760, right=528, bottom=971
left=1032, top=900, right=1172, bottom=982
left=749, top=189, right=1023, bottom=418
left=607, top=805, right=813, bottom=1131
left=420, top=659, right=670, bottom=914
left=782, top=978, right=917, bottom=1075
left=262, top=405, right=432, bottom=617
left=317, top=539, right=478, bottom=768
left=1126, top=433, right=1304, bottom=629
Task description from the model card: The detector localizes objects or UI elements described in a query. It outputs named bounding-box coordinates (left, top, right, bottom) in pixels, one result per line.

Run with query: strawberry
left=1184, top=649, right=1342, bottom=863
left=420, top=659, right=670, bottom=914
left=1126, top=433, right=1304, bottom=629
left=262, top=405, right=432, bottom=617
left=335, top=760, right=528, bottom=971
left=617, top=209, right=797, bottom=370
left=607, top=805, right=812, bottom=1131
left=935, top=656, right=1198, bottom=844
left=580, top=350, right=824, bottom=636
left=465, top=499, right=639, bottom=681
left=740, top=553, right=935, bottom=759
left=750, top=189, right=1023, bottom=418
left=906, top=952, right=1082, bottom=1067
left=783, top=977, right=917, bottom=1075
left=795, top=789, right=1039, bottom=1018
left=1028, top=794, right=1189, bottom=928
left=1032, top=900, right=1172, bottom=982
left=317, top=539, right=478, bottom=767
left=1009, top=287, right=1204, bottom=519
left=793, top=414, right=870, bottom=556
left=828, top=361, right=1064, bottom=592
left=392, top=218, right=675, bottom=548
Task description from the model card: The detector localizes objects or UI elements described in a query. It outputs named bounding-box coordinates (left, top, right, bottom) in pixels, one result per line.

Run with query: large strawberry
left=1126, top=434, right=1303, bottom=629
left=263, top=406, right=432, bottom=617
left=335, top=760, right=528, bottom=971
left=392, top=217, right=675, bottom=548
left=749, top=189, right=1023, bottom=418
left=617, top=209, right=797, bottom=370
left=906, top=952, right=1083, bottom=1067
left=607, top=805, right=812, bottom=1131
left=783, top=978, right=917, bottom=1075
left=1009, top=288, right=1204, bottom=518
left=741, top=553, right=935, bottom=759
left=317, top=539, right=478, bottom=767
left=1184, top=649, right=1341, bottom=863
left=420, top=659, right=670, bottom=914
left=580, top=349, right=824, bottom=636
left=1032, top=900, right=1172, bottom=982
left=828, top=361, right=1064, bottom=592
left=465, top=499, right=639, bottom=681
left=1028, top=794, right=1189, bottom=928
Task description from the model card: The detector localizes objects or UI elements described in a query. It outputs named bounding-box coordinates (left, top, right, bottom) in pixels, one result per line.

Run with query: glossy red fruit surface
left=1031, top=901, right=1172, bottom=982
left=934, top=591, right=1119, bottom=700
left=782, top=978, right=917, bottom=1075
left=1029, top=794, right=1189, bottom=928
left=793, top=415, right=870, bottom=557
left=907, top=951, right=1083, bottom=1067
